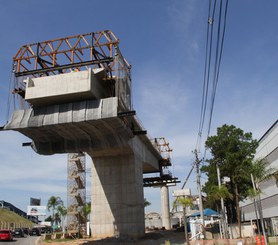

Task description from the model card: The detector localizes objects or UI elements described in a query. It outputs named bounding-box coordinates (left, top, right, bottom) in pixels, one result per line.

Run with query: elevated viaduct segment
left=2, top=31, right=162, bottom=239
left=4, top=96, right=160, bottom=172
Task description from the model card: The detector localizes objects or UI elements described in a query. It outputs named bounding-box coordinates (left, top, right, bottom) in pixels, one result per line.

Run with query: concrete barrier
left=53, top=233, right=63, bottom=239
left=42, top=233, right=52, bottom=240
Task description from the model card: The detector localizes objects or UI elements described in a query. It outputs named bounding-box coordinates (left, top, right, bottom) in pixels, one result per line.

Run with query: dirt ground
left=42, top=230, right=186, bottom=245
left=41, top=231, right=265, bottom=245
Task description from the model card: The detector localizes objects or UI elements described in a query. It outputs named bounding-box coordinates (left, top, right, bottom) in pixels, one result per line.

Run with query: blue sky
left=0, top=0, right=277, bottom=215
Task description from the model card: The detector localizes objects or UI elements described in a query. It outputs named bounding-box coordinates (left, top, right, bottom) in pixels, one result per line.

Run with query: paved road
left=0, top=236, right=41, bottom=245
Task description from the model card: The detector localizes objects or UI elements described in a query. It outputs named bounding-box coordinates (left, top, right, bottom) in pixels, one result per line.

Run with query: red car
left=0, top=229, right=13, bottom=241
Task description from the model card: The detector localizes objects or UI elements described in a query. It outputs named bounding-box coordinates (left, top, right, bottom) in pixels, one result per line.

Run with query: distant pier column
left=90, top=153, right=145, bottom=239
left=161, top=185, right=171, bottom=229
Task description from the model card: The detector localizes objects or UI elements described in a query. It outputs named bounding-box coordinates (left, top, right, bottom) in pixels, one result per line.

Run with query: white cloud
left=166, top=0, right=206, bottom=57
left=0, top=130, right=74, bottom=209
left=3, top=181, right=66, bottom=194
left=135, top=66, right=191, bottom=130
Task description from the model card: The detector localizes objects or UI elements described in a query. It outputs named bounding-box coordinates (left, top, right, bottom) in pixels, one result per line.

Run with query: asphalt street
left=0, top=236, right=40, bottom=245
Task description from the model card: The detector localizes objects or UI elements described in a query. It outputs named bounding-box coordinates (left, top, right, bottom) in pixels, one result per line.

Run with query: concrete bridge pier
left=90, top=153, right=145, bottom=239
left=161, top=185, right=171, bottom=230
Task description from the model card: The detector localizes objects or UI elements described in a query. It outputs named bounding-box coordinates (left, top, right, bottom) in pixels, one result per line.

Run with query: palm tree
left=248, top=158, right=277, bottom=245
left=144, top=198, right=151, bottom=208
left=84, top=202, right=91, bottom=225
left=206, top=185, right=232, bottom=210
left=251, top=158, right=275, bottom=186
left=47, top=196, right=63, bottom=226
left=247, top=188, right=261, bottom=236
left=57, top=205, right=67, bottom=231
left=85, top=202, right=91, bottom=217
left=173, top=196, right=193, bottom=245
left=206, top=184, right=232, bottom=238
left=53, top=212, right=61, bottom=226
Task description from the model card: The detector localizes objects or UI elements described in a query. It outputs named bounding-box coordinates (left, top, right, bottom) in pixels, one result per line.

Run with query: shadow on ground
left=81, top=230, right=185, bottom=245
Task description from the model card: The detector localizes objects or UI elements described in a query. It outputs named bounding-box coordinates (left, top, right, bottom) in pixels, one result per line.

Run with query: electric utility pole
left=216, top=163, right=228, bottom=239
left=194, top=150, right=205, bottom=239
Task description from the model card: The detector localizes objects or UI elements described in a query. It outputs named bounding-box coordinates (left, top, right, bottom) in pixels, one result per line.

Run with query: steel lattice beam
left=13, top=30, right=129, bottom=77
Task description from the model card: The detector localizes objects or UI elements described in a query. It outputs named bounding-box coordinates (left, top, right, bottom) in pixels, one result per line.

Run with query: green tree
left=47, top=196, right=64, bottom=226
left=144, top=198, right=151, bottom=208
left=202, top=124, right=258, bottom=237
left=45, top=215, right=52, bottom=222
left=205, top=184, right=232, bottom=211
left=53, top=212, right=61, bottom=226
left=84, top=202, right=91, bottom=223
left=85, top=202, right=91, bottom=216
left=251, top=158, right=276, bottom=186
left=173, top=196, right=193, bottom=245
left=57, top=205, right=67, bottom=230
left=248, top=158, right=277, bottom=240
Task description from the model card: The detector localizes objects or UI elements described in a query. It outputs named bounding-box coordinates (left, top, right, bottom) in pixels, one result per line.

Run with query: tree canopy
left=47, top=196, right=64, bottom=225
left=144, top=198, right=151, bottom=208
left=173, top=196, right=193, bottom=244
left=202, top=124, right=258, bottom=224
left=205, top=184, right=232, bottom=211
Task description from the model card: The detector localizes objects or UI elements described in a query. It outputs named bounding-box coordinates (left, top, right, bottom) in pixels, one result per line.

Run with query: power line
left=196, top=0, right=216, bottom=153
left=182, top=0, right=229, bottom=190
left=206, top=0, right=229, bottom=140
left=195, top=0, right=229, bottom=157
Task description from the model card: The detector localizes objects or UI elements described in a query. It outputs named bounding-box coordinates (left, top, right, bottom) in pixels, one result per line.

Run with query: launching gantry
left=12, top=30, right=131, bottom=112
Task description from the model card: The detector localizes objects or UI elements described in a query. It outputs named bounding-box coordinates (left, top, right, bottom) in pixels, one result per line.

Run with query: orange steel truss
left=13, top=30, right=130, bottom=77
left=153, top=137, right=173, bottom=161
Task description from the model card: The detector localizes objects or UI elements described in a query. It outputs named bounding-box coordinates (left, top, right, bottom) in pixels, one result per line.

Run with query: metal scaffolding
left=67, top=153, right=86, bottom=235
left=13, top=30, right=122, bottom=77
left=143, top=137, right=180, bottom=187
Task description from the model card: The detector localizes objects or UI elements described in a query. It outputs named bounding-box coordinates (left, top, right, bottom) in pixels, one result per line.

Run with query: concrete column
left=90, top=153, right=145, bottom=239
left=161, top=185, right=171, bottom=230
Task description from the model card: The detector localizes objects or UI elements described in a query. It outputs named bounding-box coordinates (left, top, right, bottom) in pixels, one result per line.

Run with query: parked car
left=0, top=229, right=13, bottom=241
left=14, top=228, right=25, bottom=237
left=40, top=226, right=52, bottom=234
left=30, top=227, right=41, bottom=236
left=22, top=227, right=30, bottom=236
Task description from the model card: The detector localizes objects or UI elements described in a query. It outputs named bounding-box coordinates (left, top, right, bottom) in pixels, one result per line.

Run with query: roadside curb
left=36, top=236, right=43, bottom=245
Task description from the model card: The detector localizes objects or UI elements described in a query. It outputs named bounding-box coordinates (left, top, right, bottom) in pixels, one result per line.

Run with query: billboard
left=172, top=189, right=191, bottom=197
left=27, top=205, right=46, bottom=216
left=30, top=197, right=41, bottom=206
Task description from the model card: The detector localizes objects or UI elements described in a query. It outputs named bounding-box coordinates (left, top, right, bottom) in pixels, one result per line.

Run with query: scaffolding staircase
left=67, top=153, right=86, bottom=234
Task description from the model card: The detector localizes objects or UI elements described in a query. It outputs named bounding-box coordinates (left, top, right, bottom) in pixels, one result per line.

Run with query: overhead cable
left=196, top=0, right=229, bottom=157
left=196, top=0, right=217, bottom=152
left=206, top=0, right=229, bottom=139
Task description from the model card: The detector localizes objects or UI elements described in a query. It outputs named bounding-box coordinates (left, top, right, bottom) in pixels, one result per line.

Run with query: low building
left=145, top=212, right=162, bottom=230
left=240, top=120, right=278, bottom=236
